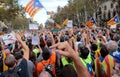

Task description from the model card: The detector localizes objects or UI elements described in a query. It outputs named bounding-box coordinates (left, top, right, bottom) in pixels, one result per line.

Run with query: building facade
left=94, top=0, right=118, bottom=26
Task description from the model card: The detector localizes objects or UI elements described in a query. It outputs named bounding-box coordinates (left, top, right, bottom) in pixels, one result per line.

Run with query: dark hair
left=64, top=35, right=69, bottom=41
left=109, top=31, right=114, bottom=40
left=91, top=43, right=98, bottom=51
left=80, top=46, right=89, bottom=59
left=77, top=35, right=81, bottom=42
left=40, top=37, right=46, bottom=49
left=0, top=46, right=2, bottom=51
left=60, top=36, right=64, bottom=42
left=42, top=47, right=51, bottom=60
left=54, top=36, right=58, bottom=44
left=100, top=43, right=109, bottom=58
left=13, top=50, right=23, bottom=60
left=28, top=42, right=33, bottom=51
left=62, top=64, right=77, bottom=77
left=113, top=34, right=120, bottom=42
left=34, top=45, right=39, bottom=49
left=29, top=51, right=36, bottom=64
left=15, top=41, right=18, bottom=49
left=65, top=31, right=69, bottom=35
left=46, top=39, right=52, bottom=47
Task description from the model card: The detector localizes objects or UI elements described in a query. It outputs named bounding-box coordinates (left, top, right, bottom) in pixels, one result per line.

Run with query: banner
left=2, top=33, right=16, bottom=45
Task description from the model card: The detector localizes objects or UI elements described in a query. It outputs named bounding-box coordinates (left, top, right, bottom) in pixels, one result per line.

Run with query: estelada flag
left=102, top=55, right=116, bottom=77
left=86, top=17, right=96, bottom=27
left=54, top=22, right=61, bottom=29
left=62, top=19, right=68, bottom=26
left=107, top=16, right=119, bottom=26
left=24, top=0, right=44, bottom=17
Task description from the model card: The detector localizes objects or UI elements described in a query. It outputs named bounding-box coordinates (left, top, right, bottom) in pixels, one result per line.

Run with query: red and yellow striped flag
left=24, top=0, right=44, bottom=17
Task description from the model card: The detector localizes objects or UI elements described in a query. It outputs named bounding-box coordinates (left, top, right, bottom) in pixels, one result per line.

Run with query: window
left=96, top=12, right=97, bottom=19
left=113, top=10, right=116, bottom=16
left=111, top=3, right=113, bottom=8
left=98, top=7, right=102, bottom=15
left=103, top=12, right=106, bottom=19
left=104, top=5, right=107, bottom=10
left=116, top=5, right=118, bottom=9
left=99, top=15, right=102, bottom=19
left=99, top=7, right=101, bottom=12
left=108, top=10, right=111, bottom=20
left=112, top=0, right=116, bottom=2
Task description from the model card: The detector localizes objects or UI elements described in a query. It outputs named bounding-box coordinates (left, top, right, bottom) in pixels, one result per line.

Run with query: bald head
left=5, top=54, right=16, bottom=68
left=39, top=71, right=52, bottom=77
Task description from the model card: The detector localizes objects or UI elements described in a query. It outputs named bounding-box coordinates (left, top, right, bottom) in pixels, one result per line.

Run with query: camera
left=45, top=64, right=53, bottom=72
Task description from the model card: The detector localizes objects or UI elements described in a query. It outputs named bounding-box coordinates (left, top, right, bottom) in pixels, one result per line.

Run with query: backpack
left=2, top=66, right=20, bottom=77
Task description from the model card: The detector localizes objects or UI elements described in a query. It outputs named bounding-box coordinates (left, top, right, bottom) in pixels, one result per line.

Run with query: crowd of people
left=0, top=25, right=120, bottom=77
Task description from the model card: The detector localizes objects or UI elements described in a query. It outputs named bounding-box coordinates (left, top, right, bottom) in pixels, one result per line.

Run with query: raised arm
left=15, top=33, right=29, bottom=61
left=50, top=41, right=90, bottom=77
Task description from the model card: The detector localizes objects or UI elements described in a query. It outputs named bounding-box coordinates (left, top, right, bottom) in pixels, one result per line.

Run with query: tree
left=12, top=16, right=29, bottom=29
left=0, top=0, right=29, bottom=29
left=116, top=0, right=120, bottom=19
left=53, top=0, right=103, bottom=26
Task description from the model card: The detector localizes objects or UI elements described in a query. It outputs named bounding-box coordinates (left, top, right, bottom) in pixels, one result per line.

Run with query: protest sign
left=68, top=20, right=73, bottom=28
left=32, top=35, right=39, bottom=45
left=29, top=24, right=39, bottom=30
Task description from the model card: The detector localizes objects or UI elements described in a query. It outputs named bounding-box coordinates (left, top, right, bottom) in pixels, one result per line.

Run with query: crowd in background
left=0, top=26, right=120, bottom=77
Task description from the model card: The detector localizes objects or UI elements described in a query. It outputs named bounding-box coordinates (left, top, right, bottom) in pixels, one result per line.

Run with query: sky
left=18, top=0, right=68, bottom=25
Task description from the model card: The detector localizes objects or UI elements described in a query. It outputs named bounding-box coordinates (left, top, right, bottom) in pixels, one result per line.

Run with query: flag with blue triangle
left=86, top=17, right=96, bottom=27
left=107, top=16, right=119, bottom=26
left=24, top=0, right=44, bottom=17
